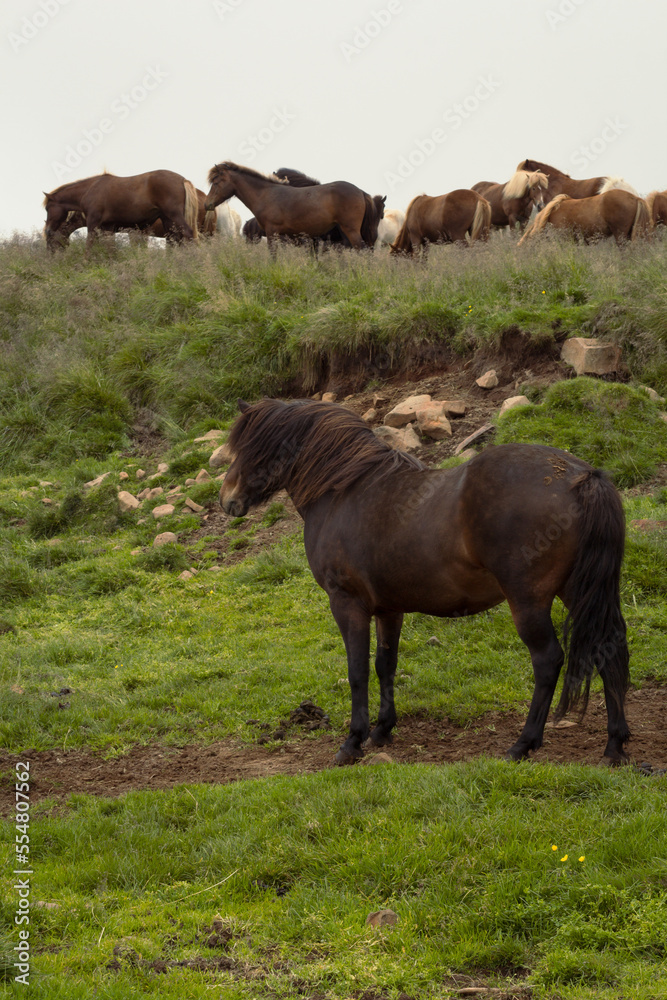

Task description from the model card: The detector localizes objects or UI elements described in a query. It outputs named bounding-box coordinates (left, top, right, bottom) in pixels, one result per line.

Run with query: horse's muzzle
left=221, top=496, right=248, bottom=518
left=204, top=201, right=215, bottom=213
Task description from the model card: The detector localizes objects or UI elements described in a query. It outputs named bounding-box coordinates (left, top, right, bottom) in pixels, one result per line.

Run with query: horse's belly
left=371, top=566, right=505, bottom=618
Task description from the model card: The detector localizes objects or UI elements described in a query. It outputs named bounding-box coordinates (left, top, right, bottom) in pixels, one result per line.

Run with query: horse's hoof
left=335, top=748, right=362, bottom=766
left=368, top=730, right=394, bottom=748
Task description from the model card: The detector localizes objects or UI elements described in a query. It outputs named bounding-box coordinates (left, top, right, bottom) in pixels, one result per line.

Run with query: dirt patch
left=1, top=686, right=665, bottom=814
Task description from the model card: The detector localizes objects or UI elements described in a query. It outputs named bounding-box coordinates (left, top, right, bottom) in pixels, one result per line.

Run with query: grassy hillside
left=1, top=231, right=667, bottom=472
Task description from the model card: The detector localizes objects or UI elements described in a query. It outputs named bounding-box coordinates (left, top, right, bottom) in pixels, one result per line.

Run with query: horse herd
left=42, top=157, right=667, bottom=254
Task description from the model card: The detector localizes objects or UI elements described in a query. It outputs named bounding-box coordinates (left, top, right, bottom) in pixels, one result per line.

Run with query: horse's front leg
left=328, top=591, right=371, bottom=765
left=368, top=611, right=403, bottom=747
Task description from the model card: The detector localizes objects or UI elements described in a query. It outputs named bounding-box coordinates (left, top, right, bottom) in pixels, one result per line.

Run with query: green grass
left=1, top=761, right=667, bottom=998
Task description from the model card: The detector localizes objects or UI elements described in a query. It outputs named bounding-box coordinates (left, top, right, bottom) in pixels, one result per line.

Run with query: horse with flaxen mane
left=516, top=159, right=638, bottom=201
left=43, top=170, right=199, bottom=250
left=390, top=189, right=491, bottom=255
left=472, top=170, right=549, bottom=231
left=51, top=188, right=217, bottom=247
left=518, top=190, right=650, bottom=245
left=646, top=190, right=667, bottom=228
left=205, top=161, right=378, bottom=250
left=221, top=398, right=630, bottom=766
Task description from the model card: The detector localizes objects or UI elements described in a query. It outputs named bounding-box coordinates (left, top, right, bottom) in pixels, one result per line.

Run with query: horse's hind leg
left=506, top=602, right=564, bottom=761
left=369, top=612, right=403, bottom=747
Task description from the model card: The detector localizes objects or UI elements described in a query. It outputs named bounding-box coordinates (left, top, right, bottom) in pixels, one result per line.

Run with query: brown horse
left=43, top=170, right=199, bottom=249
left=516, top=159, right=637, bottom=201
left=51, top=188, right=215, bottom=247
left=646, top=190, right=667, bottom=228
left=204, top=162, right=373, bottom=250
left=390, top=189, right=491, bottom=254
left=518, top=190, right=650, bottom=245
left=221, top=398, right=630, bottom=767
left=472, top=170, right=549, bottom=230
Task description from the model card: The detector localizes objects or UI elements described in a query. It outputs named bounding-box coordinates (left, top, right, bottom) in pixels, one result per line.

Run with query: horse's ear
left=237, top=399, right=250, bottom=413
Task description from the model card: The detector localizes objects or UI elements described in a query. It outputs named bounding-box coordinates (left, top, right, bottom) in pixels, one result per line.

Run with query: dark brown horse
left=516, top=159, right=637, bottom=201
left=50, top=188, right=215, bottom=246
left=646, top=190, right=667, bottom=228
left=472, top=169, right=549, bottom=230
left=43, top=170, right=199, bottom=249
left=220, top=398, right=630, bottom=766
left=204, top=162, right=374, bottom=250
left=391, top=189, right=491, bottom=254
left=518, top=190, right=650, bottom=245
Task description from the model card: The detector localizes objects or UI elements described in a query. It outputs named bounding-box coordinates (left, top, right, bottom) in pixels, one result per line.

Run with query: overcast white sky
left=1, top=0, right=665, bottom=237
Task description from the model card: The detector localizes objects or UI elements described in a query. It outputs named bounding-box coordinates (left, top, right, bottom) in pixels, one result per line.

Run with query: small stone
left=184, top=497, right=205, bottom=513
left=310, top=392, right=322, bottom=400
left=130, top=548, right=142, bottom=555
left=185, top=478, right=196, bottom=486
left=194, top=430, right=225, bottom=442
left=208, top=565, right=223, bottom=571
left=374, top=425, right=406, bottom=450
left=119, top=471, right=129, bottom=481
left=137, top=488, right=150, bottom=500
left=322, top=391, right=338, bottom=403
left=639, top=385, right=665, bottom=403
left=372, top=392, right=389, bottom=407
left=84, top=472, right=111, bottom=489
left=401, top=423, right=422, bottom=451
left=366, top=908, right=399, bottom=927
left=157, top=463, right=168, bottom=474
left=426, top=636, right=441, bottom=646
left=39, top=480, right=54, bottom=487
left=344, top=394, right=354, bottom=401
left=41, top=497, right=53, bottom=505
left=362, top=408, right=377, bottom=423
left=384, top=394, right=432, bottom=428
left=476, top=369, right=498, bottom=389
left=363, top=752, right=393, bottom=765
left=457, top=448, right=477, bottom=461
left=454, top=424, right=496, bottom=455
left=152, top=504, right=175, bottom=520
left=498, top=395, right=531, bottom=417
left=146, top=487, right=164, bottom=500
left=153, top=532, right=177, bottom=547
left=179, top=570, right=194, bottom=581
left=167, top=486, right=183, bottom=497
left=440, top=399, right=466, bottom=418
left=546, top=719, right=577, bottom=729
left=416, top=407, right=452, bottom=440
left=561, top=337, right=621, bottom=375
left=136, top=469, right=146, bottom=480
left=195, top=469, right=211, bottom=483
left=210, top=443, right=232, bottom=468
left=118, top=491, right=141, bottom=512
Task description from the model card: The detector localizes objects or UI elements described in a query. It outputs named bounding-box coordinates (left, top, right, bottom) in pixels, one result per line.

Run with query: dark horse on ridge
left=221, top=399, right=630, bottom=766
left=205, top=162, right=378, bottom=250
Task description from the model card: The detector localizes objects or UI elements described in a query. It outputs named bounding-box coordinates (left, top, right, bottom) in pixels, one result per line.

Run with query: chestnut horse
left=516, top=159, right=637, bottom=201
left=472, top=170, right=549, bottom=230
left=50, top=188, right=216, bottom=246
left=205, top=162, right=374, bottom=250
left=390, top=189, right=491, bottom=254
left=43, top=170, right=199, bottom=249
left=518, top=190, right=650, bottom=245
left=646, top=190, right=667, bottom=228
left=220, top=399, right=630, bottom=766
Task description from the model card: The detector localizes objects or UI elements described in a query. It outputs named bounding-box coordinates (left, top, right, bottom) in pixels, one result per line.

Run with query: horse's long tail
left=555, top=469, right=629, bottom=728
left=646, top=191, right=658, bottom=228
left=469, top=196, right=491, bottom=241
left=184, top=180, right=199, bottom=239
left=518, top=193, right=570, bottom=244
left=630, top=196, right=650, bottom=240
left=203, top=207, right=217, bottom=235
left=390, top=195, right=422, bottom=254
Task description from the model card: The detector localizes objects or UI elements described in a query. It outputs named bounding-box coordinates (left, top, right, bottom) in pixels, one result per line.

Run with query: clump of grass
left=234, top=547, right=307, bottom=586
left=0, top=552, right=41, bottom=603
left=261, top=501, right=286, bottom=527
left=135, top=543, right=190, bottom=574
left=27, top=480, right=124, bottom=538
left=496, top=377, right=667, bottom=485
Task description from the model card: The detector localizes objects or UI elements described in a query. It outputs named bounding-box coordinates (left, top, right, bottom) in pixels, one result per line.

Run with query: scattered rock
left=118, top=491, right=141, bottom=512
left=362, top=752, right=393, bottom=765
left=366, top=909, right=399, bottom=927
left=440, top=399, right=466, bottom=418
left=167, top=486, right=183, bottom=497
left=179, top=570, right=194, bottom=581
left=639, top=385, right=665, bottom=404
left=457, top=448, right=477, bottom=461
left=41, top=497, right=53, bottom=505
left=210, top=444, right=232, bottom=468
left=384, top=394, right=432, bottom=428
left=454, top=424, right=496, bottom=455
left=153, top=532, right=177, bottom=547
left=416, top=404, right=452, bottom=440
left=561, top=337, right=621, bottom=375
left=137, top=488, right=150, bottom=500
left=146, top=487, right=164, bottom=500
left=39, top=480, right=54, bottom=487
left=426, top=636, right=442, bottom=647
left=361, top=408, right=377, bottom=423
left=185, top=478, right=196, bottom=486
left=152, top=504, right=175, bottom=520
left=322, top=391, right=338, bottom=403
left=136, top=469, right=146, bottom=480
left=372, top=392, right=389, bottom=407
left=130, top=548, right=142, bottom=556
left=194, top=430, right=225, bottom=443
left=476, top=369, right=498, bottom=389
left=546, top=719, right=577, bottom=729
left=184, top=497, right=205, bottom=513
left=402, top=423, right=421, bottom=451
left=84, top=472, right=112, bottom=489
left=119, top=471, right=129, bottom=481
left=374, top=425, right=410, bottom=451
left=310, top=392, right=322, bottom=400
left=498, top=394, right=531, bottom=417
left=195, top=469, right=211, bottom=483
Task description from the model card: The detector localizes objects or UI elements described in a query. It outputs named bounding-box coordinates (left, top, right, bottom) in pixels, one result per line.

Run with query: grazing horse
left=516, top=159, right=637, bottom=200
left=472, top=170, right=549, bottom=230
left=43, top=170, right=199, bottom=249
left=204, top=162, right=373, bottom=250
left=391, top=189, right=491, bottom=254
left=238, top=167, right=385, bottom=248
left=376, top=208, right=406, bottom=246
left=646, top=190, right=667, bottom=228
left=220, top=399, right=630, bottom=766
left=518, top=190, right=650, bottom=245
left=52, top=188, right=215, bottom=246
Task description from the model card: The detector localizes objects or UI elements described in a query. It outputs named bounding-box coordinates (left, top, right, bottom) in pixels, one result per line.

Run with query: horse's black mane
left=229, top=399, right=424, bottom=507
left=207, top=161, right=288, bottom=185
left=275, top=167, right=321, bottom=187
